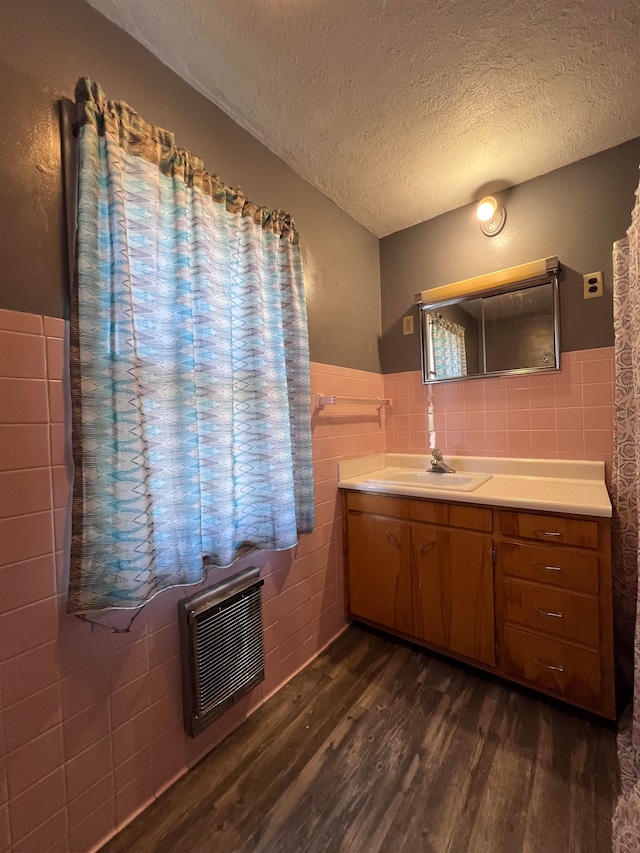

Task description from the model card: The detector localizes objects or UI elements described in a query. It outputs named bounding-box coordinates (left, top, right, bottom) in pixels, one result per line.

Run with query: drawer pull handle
left=534, top=607, right=564, bottom=619
left=386, top=532, right=401, bottom=549
left=420, top=541, right=436, bottom=554
left=534, top=657, right=565, bottom=673
left=533, top=563, right=563, bottom=573
left=532, top=530, right=562, bottom=538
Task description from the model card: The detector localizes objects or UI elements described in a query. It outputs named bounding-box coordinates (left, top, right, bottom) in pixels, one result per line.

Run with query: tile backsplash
left=0, top=307, right=615, bottom=853
left=384, top=347, right=614, bottom=477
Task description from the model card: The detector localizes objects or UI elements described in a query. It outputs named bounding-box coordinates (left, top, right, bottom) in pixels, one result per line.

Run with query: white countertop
left=337, top=453, right=612, bottom=518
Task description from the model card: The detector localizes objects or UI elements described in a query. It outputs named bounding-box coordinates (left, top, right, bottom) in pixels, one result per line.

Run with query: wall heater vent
left=178, top=566, right=264, bottom=737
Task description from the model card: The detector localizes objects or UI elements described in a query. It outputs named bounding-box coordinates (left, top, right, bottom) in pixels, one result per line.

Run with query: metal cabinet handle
left=534, top=657, right=565, bottom=673
left=534, top=607, right=564, bottom=619
left=386, top=531, right=401, bottom=549
left=533, top=563, right=563, bottom=573
left=420, top=541, right=436, bottom=554
left=532, top=530, right=562, bottom=538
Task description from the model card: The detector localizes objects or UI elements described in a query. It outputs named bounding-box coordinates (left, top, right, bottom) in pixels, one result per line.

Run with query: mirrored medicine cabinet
left=414, top=256, right=560, bottom=384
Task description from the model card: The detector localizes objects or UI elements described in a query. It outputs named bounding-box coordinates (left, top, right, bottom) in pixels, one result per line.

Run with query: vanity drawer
left=503, top=626, right=601, bottom=711
left=503, top=580, right=600, bottom=647
left=408, top=500, right=491, bottom=532
left=500, top=542, right=599, bottom=594
left=346, top=492, right=411, bottom=519
left=500, top=511, right=598, bottom=550
left=346, top=491, right=491, bottom=532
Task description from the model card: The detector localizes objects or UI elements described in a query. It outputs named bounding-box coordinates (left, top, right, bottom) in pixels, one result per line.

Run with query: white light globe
left=477, top=197, right=497, bottom=221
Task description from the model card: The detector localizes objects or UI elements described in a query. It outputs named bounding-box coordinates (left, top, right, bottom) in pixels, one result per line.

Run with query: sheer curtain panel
left=69, top=78, right=314, bottom=614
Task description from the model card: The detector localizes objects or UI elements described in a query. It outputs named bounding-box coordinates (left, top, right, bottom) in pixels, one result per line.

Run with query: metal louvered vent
left=178, top=566, right=264, bottom=738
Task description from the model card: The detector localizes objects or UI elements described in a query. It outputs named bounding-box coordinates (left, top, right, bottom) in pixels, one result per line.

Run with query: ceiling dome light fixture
left=476, top=196, right=506, bottom=237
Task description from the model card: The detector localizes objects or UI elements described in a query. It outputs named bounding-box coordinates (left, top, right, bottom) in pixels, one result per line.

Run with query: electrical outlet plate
left=402, top=315, right=414, bottom=335
left=583, top=271, right=603, bottom=299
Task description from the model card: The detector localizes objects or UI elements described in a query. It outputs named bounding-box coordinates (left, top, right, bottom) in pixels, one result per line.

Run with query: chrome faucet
left=430, top=449, right=455, bottom=473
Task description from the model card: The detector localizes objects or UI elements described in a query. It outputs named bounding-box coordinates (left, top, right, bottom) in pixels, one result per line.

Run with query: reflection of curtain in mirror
left=428, top=313, right=467, bottom=378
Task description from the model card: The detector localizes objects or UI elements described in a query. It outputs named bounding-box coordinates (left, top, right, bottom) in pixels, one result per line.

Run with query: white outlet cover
left=403, top=315, right=414, bottom=335
left=583, top=271, right=603, bottom=299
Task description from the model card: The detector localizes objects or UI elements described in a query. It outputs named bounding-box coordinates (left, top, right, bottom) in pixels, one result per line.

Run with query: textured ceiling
left=88, top=0, right=640, bottom=237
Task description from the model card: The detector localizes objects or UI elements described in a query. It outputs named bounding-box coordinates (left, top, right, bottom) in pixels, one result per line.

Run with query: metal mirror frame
left=418, top=272, right=560, bottom=384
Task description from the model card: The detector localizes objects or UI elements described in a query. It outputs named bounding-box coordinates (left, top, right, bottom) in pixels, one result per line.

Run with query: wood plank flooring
left=102, top=626, right=619, bottom=853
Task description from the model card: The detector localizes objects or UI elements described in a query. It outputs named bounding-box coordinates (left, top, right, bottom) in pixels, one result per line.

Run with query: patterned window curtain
left=68, top=78, right=314, bottom=614
left=612, top=178, right=640, bottom=851
left=428, top=313, right=467, bottom=379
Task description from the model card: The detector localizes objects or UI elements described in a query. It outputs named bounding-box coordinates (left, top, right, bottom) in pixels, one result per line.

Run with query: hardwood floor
left=102, top=626, right=619, bottom=853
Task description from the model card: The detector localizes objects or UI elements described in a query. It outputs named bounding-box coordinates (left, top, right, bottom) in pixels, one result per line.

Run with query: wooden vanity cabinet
left=343, top=491, right=496, bottom=669
left=495, top=509, right=615, bottom=719
left=343, top=491, right=615, bottom=719
left=347, top=512, right=413, bottom=636
left=412, top=525, right=495, bottom=666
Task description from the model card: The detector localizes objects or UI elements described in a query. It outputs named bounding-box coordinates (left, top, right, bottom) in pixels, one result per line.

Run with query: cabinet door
left=347, top=513, right=413, bottom=635
left=412, top=524, right=495, bottom=666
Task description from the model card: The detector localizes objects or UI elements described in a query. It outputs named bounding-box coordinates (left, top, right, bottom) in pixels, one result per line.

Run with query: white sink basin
left=365, top=469, right=492, bottom=492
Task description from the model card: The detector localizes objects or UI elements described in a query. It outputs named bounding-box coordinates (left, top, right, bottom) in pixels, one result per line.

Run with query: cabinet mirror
left=416, top=259, right=560, bottom=384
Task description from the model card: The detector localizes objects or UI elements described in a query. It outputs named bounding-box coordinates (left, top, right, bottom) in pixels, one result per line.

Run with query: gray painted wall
left=379, top=138, right=640, bottom=373
left=0, top=0, right=381, bottom=372
left=3, top=0, right=640, bottom=377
